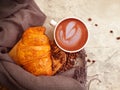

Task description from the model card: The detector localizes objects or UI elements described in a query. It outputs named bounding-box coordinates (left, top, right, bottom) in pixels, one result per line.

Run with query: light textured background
left=35, top=0, right=120, bottom=90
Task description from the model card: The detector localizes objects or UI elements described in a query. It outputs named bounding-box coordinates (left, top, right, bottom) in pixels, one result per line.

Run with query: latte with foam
left=54, top=18, right=88, bottom=52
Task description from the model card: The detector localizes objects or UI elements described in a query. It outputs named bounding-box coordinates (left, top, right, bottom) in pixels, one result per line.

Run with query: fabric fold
left=0, top=0, right=86, bottom=90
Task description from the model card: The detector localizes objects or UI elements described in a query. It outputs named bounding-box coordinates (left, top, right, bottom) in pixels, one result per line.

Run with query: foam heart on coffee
left=55, top=18, right=88, bottom=52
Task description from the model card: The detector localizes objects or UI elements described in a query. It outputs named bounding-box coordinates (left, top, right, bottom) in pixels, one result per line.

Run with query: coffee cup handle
left=50, top=19, right=57, bottom=26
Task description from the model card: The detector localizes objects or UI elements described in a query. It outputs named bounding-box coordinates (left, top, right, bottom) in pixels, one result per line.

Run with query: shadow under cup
left=54, top=18, right=88, bottom=53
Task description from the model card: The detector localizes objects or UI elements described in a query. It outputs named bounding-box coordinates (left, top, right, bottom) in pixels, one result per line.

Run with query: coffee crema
left=55, top=18, right=88, bottom=52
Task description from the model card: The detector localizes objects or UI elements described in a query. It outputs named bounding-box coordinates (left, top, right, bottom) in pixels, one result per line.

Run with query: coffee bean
left=116, top=37, right=120, bottom=40
left=88, top=18, right=92, bottom=21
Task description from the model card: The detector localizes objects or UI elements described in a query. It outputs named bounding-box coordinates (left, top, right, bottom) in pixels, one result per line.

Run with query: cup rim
left=53, top=17, right=89, bottom=53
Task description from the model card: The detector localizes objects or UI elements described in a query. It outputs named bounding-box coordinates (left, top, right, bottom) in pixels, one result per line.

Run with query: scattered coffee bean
left=58, top=50, right=87, bottom=73
left=87, top=59, right=91, bottom=62
left=95, top=24, right=98, bottom=27
left=88, top=18, right=92, bottom=21
left=110, top=30, right=113, bottom=33
left=116, top=37, right=120, bottom=40
left=92, top=60, right=96, bottom=63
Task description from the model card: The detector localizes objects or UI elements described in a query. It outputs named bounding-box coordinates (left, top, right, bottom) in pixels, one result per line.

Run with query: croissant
left=9, top=26, right=66, bottom=76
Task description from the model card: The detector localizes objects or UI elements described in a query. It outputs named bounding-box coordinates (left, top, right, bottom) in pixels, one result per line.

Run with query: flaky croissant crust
left=9, top=26, right=66, bottom=76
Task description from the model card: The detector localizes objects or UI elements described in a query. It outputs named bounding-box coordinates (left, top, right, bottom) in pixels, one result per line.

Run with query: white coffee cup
left=50, top=17, right=89, bottom=53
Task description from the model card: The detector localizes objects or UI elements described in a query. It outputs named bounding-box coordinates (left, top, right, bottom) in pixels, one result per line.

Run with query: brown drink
left=54, top=18, right=88, bottom=53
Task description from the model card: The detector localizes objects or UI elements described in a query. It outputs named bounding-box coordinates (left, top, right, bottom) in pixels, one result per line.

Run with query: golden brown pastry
left=9, top=26, right=66, bottom=76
